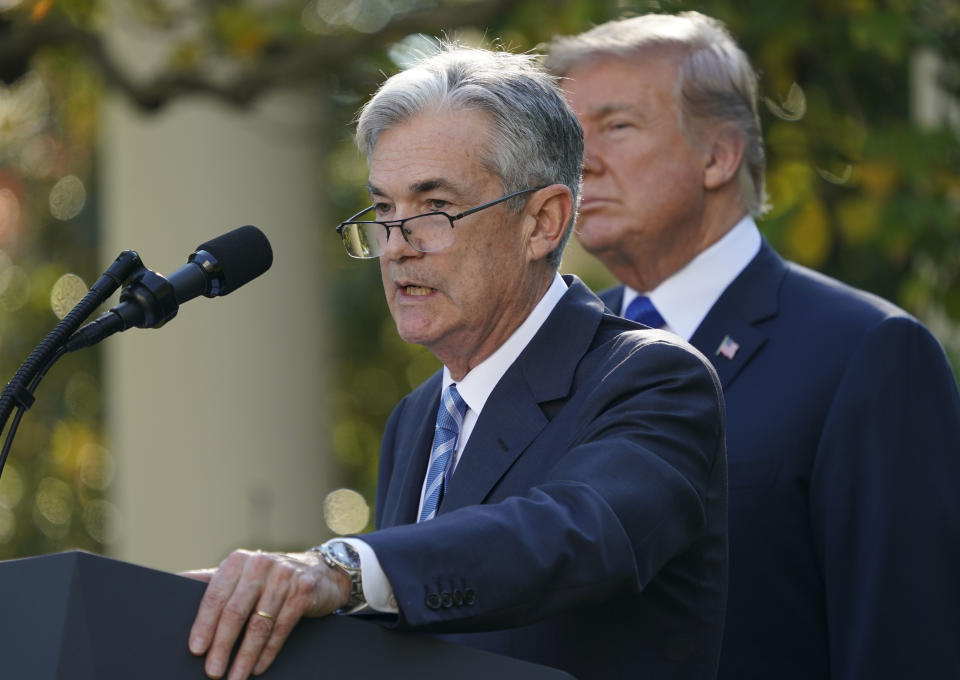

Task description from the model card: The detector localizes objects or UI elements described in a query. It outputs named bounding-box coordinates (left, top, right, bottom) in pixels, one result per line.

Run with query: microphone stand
left=0, top=251, right=145, bottom=481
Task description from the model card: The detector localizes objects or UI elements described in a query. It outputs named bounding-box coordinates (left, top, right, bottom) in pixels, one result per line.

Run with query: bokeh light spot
left=0, top=249, right=11, bottom=292
left=0, top=463, right=24, bottom=510
left=33, top=476, right=73, bottom=539
left=50, top=272, right=88, bottom=319
left=0, top=71, right=50, bottom=145
left=0, top=188, right=21, bottom=243
left=301, top=3, right=328, bottom=34
left=78, top=442, right=114, bottom=491
left=49, top=175, right=86, bottom=221
left=83, top=499, right=120, bottom=544
left=349, top=0, right=393, bottom=33
left=19, top=133, right=58, bottom=179
left=314, top=0, right=361, bottom=25
left=50, top=420, right=74, bottom=466
left=0, top=507, right=15, bottom=543
left=323, top=488, right=370, bottom=535
left=0, top=263, right=29, bottom=311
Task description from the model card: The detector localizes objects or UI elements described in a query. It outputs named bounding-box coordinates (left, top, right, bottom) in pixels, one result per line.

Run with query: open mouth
left=403, top=285, right=435, bottom=296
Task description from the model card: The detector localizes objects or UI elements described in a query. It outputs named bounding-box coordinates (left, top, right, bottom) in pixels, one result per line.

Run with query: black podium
left=0, top=551, right=574, bottom=679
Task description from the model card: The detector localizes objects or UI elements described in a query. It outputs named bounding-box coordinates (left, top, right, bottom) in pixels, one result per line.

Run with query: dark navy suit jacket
left=601, top=241, right=960, bottom=679
left=362, top=276, right=728, bottom=680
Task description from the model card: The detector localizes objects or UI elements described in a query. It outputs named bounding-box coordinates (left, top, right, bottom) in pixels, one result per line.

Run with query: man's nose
left=582, top=146, right=603, bottom=175
left=381, top=222, right=419, bottom=260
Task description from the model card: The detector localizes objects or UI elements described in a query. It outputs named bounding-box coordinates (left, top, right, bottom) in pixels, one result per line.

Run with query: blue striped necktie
left=624, top=295, right=665, bottom=329
left=419, top=384, right=468, bottom=523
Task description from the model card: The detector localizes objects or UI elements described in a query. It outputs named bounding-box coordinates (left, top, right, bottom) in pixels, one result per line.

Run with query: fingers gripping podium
left=0, top=551, right=575, bottom=679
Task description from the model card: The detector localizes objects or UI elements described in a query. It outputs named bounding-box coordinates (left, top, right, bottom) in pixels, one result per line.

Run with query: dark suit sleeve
left=363, top=335, right=725, bottom=632
left=810, top=316, right=960, bottom=678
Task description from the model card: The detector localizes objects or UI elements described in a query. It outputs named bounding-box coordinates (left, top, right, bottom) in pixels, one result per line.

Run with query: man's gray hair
left=355, top=44, right=584, bottom=269
left=548, top=12, right=769, bottom=216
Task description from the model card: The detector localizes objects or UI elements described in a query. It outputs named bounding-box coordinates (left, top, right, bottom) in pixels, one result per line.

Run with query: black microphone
left=65, top=225, right=272, bottom=352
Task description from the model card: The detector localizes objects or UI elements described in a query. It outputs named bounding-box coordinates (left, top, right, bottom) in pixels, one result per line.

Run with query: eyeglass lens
left=341, top=213, right=453, bottom=258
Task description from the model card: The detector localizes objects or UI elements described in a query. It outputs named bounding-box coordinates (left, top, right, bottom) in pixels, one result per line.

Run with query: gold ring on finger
left=254, top=609, right=275, bottom=621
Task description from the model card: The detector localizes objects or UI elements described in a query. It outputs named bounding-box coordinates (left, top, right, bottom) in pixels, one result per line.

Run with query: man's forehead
left=563, top=53, right=679, bottom=117
left=365, top=108, right=502, bottom=199
left=366, top=177, right=470, bottom=199
left=563, top=86, right=651, bottom=124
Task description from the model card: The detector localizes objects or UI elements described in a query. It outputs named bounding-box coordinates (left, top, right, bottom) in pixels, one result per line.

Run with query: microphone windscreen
left=197, top=225, right=273, bottom=295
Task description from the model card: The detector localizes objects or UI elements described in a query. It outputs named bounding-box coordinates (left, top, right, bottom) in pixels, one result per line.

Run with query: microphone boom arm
left=0, top=250, right=145, bottom=475
left=0, top=225, right=272, bottom=482
left=0, top=250, right=144, bottom=427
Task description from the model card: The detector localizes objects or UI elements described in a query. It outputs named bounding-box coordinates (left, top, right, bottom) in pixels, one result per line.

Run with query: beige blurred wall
left=98, top=75, right=339, bottom=572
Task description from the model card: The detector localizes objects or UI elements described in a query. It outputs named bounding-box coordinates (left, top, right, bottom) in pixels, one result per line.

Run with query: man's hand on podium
left=181, top=549, right=351, bottom=680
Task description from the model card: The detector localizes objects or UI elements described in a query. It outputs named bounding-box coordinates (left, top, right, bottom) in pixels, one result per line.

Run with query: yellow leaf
left=766, top=161, right=815, bottom=218
left=856, top=161, right=899, bottom=196
left=784, top=198, right=832, bottom=267
left=31, top=0, right=54, bottom=22
left=836, top=197, right=882, bottom=245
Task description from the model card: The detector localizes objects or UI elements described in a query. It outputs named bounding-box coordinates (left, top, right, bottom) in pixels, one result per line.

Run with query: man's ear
left=704, top=124, right=746, bottom=191
left=524, top=185, right=574, bottom=263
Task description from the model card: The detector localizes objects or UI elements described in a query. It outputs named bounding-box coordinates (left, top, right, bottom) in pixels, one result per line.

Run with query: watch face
left=329, top=541, right=361, bottom=569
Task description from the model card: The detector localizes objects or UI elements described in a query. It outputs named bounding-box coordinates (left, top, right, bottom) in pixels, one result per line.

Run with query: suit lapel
left=598, top=285, right=624, bottom=315
left=439, top=276, right=604, bottom=514
left=381, top=375, right=442, bottom=527
left=442, top=370, right=547, bottom=512
left=691, top=318, right=766, bottom=389
left=689, top=240, right=786, bottom=390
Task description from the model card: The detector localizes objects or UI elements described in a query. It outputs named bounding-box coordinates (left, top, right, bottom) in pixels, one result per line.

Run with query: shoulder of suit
left=592, top=314, right=720, bottom=380
left=780, top=258, right=917, bottom=328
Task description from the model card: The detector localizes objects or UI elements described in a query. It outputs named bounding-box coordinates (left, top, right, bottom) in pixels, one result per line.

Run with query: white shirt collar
left=621, top=216, right=761, bottom=341
left=443, top=273, right=568, bottom=416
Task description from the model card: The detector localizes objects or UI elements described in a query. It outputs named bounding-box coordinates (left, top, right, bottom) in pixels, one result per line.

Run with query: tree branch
left=0, top=0, right=542, bottom=112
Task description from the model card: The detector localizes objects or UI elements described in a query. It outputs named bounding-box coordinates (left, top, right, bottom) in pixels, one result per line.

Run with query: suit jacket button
left=440, top=592, right=453, bottom=608
left=425, top=593, right=441, bottom=609
left=453, top=589, right=464, bottom=606
left=463, top=588, right=476, bottom=605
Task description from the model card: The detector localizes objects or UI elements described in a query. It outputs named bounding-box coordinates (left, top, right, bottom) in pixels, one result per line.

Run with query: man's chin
left=575, top=226, right=623, bottom=257
left=393, top=320, right=437, bottom=348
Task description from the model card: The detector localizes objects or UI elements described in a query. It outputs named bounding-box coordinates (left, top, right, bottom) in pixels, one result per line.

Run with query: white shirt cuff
left=339, top=537, right=399, bottom=614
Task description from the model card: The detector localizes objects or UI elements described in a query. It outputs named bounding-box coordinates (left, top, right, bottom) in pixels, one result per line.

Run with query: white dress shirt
left=620, top=216, right=762, bottom=341
left=341, top=273, right=569, bottom=614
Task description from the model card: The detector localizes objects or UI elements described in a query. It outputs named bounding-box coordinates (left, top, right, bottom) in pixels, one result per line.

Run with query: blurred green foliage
left=324, top=0, right=960, bottom=509
left=0, top=36, right=110, bottom=558
left=0, top=0, right=957, bottom=541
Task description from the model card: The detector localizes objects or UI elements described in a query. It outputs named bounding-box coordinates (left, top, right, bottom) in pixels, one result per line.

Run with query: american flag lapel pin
left=716, top=335, right=740, bottom=360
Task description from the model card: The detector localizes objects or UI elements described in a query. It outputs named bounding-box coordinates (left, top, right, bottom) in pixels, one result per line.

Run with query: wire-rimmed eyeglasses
left=336, top=185, right=547, bottom=259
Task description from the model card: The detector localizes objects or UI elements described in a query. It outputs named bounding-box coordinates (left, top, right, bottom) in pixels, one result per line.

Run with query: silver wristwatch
left=312, top=540, right=365, bottom=612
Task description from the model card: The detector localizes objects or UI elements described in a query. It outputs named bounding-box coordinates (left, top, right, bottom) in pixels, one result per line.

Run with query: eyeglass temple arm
left=450, top=185, right=549, bottom=221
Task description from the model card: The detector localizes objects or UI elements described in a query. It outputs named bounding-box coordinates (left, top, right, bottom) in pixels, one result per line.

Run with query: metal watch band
left=312, top=540, right=365, bottom=612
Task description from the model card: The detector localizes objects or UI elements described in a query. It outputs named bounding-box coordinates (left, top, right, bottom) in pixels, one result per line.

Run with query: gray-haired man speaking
left=185, top=45, right=728, bottom=680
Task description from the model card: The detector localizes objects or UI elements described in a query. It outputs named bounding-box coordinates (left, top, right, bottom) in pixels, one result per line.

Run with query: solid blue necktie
left=624, top=295, right=665, bottom=329
left=419, top=384, right=468, bottom=522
